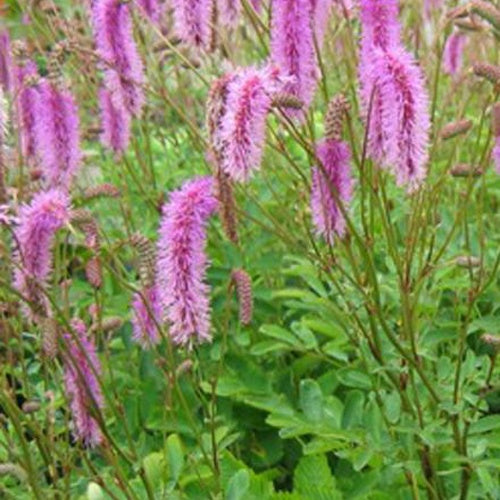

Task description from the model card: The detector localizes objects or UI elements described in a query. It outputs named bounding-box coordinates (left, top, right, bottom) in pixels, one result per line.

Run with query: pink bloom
left=310, top=0, right=332, bottom=45
left=493, top=138, right=500, bottom=175
left=13, top=189, right=69, bottom=320
left=172, top=0, right=213, bottom=49
left=98, top=87, right=131, bottom=156
left=0, top=31, right=13, bottom=93
left=131, top=285, right=163, bottom=348
left=443, top=32, right=466, bottom=76
left=359, top=0, right=400, bottom=55
left=92, top=0, right=145, bottom=116
left=135, top=0, right=163, bottom=23
left=311, top=139, right=353, bottom=243
left=217, top=0, right=241, bottom=27
left=63, top=319, right=104, bottom=447
left=34, top=79, right=81, bottom=189
left=270, top=0, right=318, bottom=117
left=157, top=177, right=218, bottom=346
left=373, top=48, right=431, bottom=192
left=15, top=61, right=39, bottom=160
left=219, top=67, right=279, bottom=182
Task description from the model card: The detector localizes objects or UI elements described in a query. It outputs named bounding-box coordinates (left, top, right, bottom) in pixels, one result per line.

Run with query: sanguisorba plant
left=0, top=0, right=499, bottom=498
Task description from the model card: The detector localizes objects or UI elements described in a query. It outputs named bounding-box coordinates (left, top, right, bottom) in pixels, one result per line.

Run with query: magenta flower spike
left=34, top=79, right=81, bottom=190
left=131, top=284, right=163, bottom=348
left=374, top=49, right=431, bottom=192
left=98, top=87, right=131, bottom=156
left=172, top=0, right=213, bottom=49
left=0, top=31, right=13, bottom=93
left=270, top=0, right=318, bottom=117
left=15, top=61, right=39, bottom=161
left=135, top=0, right=163, bottom=23
left=157, top=176, right=218, bottom=347
left=217, top=0, right=242, bottom=27
left=64, top=319, right=104, bottom=447
left=443, top=32, right=466, bottom=76
left=311, top=139, right=353, bottom=243
left=310, top=0, right=332, bottom=46
left=219, top=66, right=280, bottom=182
left=92, top=0, right=145, bottom=116
left=13, top=189, right=69, bottom=320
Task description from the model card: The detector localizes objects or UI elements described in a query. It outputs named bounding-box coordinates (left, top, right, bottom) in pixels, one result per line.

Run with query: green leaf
left=167, top=434, right=184, bottom=489
left=469, top=415, right=500, bottom=435
left=259, top=324, right=302, bottom=347
left=294, top=454, right=342, bottom=500
left=226, top=470, right=250, bottom=500
left=250, top=340, right=292, bottom=355
left=299, top=379, right=324, bottom=422
left=336, top=369, right=372, bottom=390
left=342, top=391, right=364, bottom=429
left=143, top=452, right=165, bottom=489
left=384, top=392, right=401, bottom=424
left=87, top=483, right=106, bottom=500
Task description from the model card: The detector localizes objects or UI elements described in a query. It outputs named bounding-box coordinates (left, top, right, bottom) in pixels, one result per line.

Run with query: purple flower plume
left=131, top=284, right=163, bottom=348
left=310, top=0, right=332, bottom=46
left=270, top=0, right=318, bottom=117
left=0, top=31, right=13, bottom=93
left=34, top=80, right=81, bottom=190
left=359, top=0, right=401, bottom=54
left=64, top=319, right=104, bottom=447
left=219, top=66, right=280, bottom=182
left=311, top=139, right=353, bottom=243
left=172, top=0, right=213, bottom=49
left=218, top=0, right=242, bottom=27
left=373, top=49, right=431, bottom=191
left=92, top=0, right=145, bottom=116
left=443, top=32, right=466, bottom=76
left=13, top=189, right=70, bottom=320
left=157, top=177, right=218, bottom=346
left=135, top=0, right=163, bottom=23
left=98, top=87, right=131, bottom=156
left=15, top=61, right=39, bottom=161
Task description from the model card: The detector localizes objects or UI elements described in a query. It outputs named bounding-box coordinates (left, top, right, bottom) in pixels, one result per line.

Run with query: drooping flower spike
left=131, top=285, right=163, bottom=347
left=219, top=66, right=281, bottom=182
left=13, top=189, right=70, bottom=320
left=172, top=0, right=214, bottom=49
left=135, top=0, right=163, bottom=23
left=270, top=0, right=318, bottom=118
left=157, top=177, right=218, bottom=346
left=98, top=87, right=131, bottom=156
left=443, top=31, right=467, bottom=76
left=92, top=0, right=145, bottom=116
left=34, top=75, right=81, bottom=190
left=63, top=318, right=104, bottom=447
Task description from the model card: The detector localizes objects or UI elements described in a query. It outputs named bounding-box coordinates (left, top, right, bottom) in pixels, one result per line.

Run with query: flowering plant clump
left=0, top=1, right=498, bottom=498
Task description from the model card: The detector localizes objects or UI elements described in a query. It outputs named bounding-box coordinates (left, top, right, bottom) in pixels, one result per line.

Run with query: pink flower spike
left=157, top=177, right=218, bottom=347
left=15, top=61, right=39, bottom=161
left=219, top=66, right=279, bottom=182
left=92, top=0, right=145, bottom=116
left=270, top=0, right=318, bottom=118
left=311, top=139, right=353, bottom=243
left=99, top=87, right=131, bottom=156
left=0, top=31, right=13, bottom=93
left=64, top=319, right=104, bottom=447
left=443, top=32, right=466, bottom=76
left=34, top=79, right=81, bottom=190
left=359, top=0, right=401, bottom=54
left=13, top=189, right=70, bottom=320
left=310, top=0, right=332, bottom=46
left=374, top=48, right=431, bottom=192
left=217, top=0, right=242, bottom=27
left=172, top=0, right=213, bottom=49
left=493, top=137, right=500, bottom=175
left=131, top=285, right=163, bottom=348
left=134, top=0, right=163, bottom=23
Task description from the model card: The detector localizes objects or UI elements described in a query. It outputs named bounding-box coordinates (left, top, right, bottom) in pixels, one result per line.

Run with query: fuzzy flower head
left=310, top=0, right=332, bottom=46
left=443, top=32, right=467, bottom=76
left=34, top=79, right=81, bottom=190
left=0, top=31, right=13, bottom=93
left=131, top=285, right=163, bottom=348
left=218, top=0, right=242, bottom=28
left=63, top=319, right=104, bottom=447
left=92, top=0, right=145, bottom=116
left=373, top=48, right=431, bottom=192
left=359, top=0, right=401, bottom=53
left=270, top=0, right=318, bottom=118
left=157, top=177, right=218, bottom=347
left=172, top=0, right=213, bottom=49
left=98, top=87, right=131, bottom=156
left=218, top=66, right=281, bottom=182
left=311, top=139, right=353, bottom=243
left=135, top=0, right=163, bottom=23
left=13, top=189, right=70, bottom=320
left=15, top=61, right=39, bottom=161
